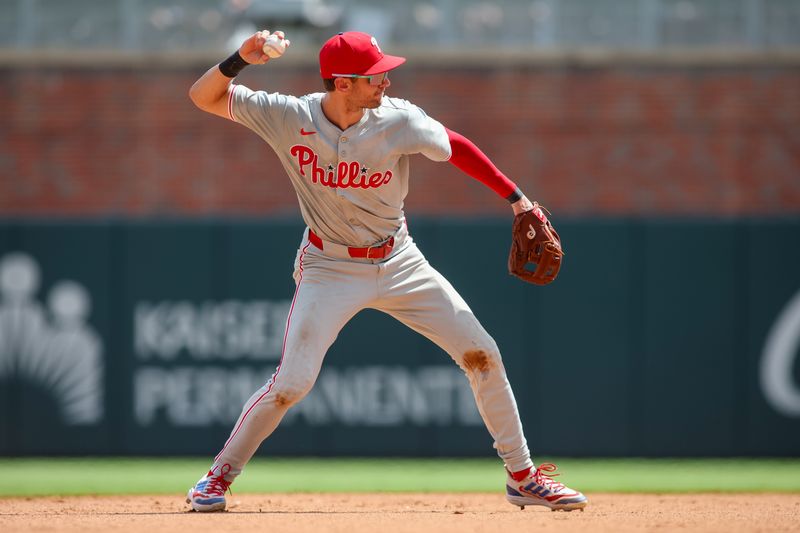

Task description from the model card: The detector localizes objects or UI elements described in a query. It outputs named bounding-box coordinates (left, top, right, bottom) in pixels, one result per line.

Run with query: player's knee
left=460, top=344, right=502, bottom=375
left=270, top=378, right=314, bottom=408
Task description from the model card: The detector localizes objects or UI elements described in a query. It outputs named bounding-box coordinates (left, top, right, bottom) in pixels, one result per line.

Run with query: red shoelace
left=204, top=475, right=231, bottom=496
left=532, top=463, right=566, bottom=492
left=202, top=464, right=232, bottom=496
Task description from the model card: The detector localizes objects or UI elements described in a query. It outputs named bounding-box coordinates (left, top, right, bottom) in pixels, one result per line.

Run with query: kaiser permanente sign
left=0, top=219, right=798, bottom=456
left=133, top=299, right=481, bottom=427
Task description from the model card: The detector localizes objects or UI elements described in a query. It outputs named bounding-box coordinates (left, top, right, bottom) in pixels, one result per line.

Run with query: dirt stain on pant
left=462, top=350, right=492, bottom=374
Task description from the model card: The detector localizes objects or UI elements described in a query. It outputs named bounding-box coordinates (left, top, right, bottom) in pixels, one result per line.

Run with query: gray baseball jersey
left=201, top=86, right=532, bottom=489
left=229, top=86, right=451, bottom=246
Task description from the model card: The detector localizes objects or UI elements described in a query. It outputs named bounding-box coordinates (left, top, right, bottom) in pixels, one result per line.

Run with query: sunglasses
left=331, top=72, right=389, bottom=86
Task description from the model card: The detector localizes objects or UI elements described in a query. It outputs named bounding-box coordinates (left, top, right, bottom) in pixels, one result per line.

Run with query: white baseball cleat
left=186, top=470, right=232, bottom=512
left=505, top=463, right=588, bottom=512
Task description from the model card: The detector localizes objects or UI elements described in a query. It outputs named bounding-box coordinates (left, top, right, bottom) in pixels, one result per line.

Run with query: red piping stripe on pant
left=214, top=241, right=311, bottom=462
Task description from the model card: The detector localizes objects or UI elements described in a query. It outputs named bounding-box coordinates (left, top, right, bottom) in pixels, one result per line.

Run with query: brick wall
left=2, top=62, right=798, bottom=217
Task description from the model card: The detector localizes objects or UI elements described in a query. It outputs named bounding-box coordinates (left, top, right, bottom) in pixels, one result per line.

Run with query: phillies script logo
left=290, top=145, right=392, bottom=189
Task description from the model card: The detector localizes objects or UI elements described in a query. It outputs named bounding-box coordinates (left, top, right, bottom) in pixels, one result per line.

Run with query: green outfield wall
left=0, top=218, right=798, bottom=457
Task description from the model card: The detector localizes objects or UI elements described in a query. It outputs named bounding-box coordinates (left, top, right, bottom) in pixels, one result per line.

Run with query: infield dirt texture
left=2, top=493, right=799, bottom=533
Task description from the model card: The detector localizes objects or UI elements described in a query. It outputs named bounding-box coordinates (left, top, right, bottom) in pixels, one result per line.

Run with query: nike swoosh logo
left=300, top=128, right=316, bottom=136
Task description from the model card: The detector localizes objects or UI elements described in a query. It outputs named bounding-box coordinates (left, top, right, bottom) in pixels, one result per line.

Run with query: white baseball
left=262, top=34, right=287, bottom=59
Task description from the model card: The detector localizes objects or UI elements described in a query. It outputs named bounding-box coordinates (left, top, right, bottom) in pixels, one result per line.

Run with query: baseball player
left=186, top=30, right=586, bottom=513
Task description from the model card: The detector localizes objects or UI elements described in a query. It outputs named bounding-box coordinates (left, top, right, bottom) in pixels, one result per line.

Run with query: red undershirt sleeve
left=445, top=128, right=523, bottom=202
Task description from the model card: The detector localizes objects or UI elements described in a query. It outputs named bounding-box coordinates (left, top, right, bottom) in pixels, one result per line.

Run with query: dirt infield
left=1, top=493, right=799, bottom=533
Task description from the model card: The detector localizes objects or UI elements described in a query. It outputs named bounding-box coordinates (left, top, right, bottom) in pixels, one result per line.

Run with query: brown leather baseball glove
left=508, top=203, right=564, bottom=285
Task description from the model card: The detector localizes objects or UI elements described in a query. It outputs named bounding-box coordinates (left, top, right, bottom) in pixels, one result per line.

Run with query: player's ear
left=334, top=77, right=353, bottom=93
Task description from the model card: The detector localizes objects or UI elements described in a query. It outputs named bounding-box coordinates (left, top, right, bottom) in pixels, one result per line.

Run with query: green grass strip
left=2, top=457, right=799, bottom=496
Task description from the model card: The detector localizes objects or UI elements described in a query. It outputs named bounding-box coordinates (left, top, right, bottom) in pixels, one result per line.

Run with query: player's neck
left=321, top=93, right=365, bottom=131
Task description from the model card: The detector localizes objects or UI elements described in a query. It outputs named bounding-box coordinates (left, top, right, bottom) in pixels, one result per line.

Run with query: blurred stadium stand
left=1, top=1, right=798, bottom=218
left=1, top=0, right=799, bottom=53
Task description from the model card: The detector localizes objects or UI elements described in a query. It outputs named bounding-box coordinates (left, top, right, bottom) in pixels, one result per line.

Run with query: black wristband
left=506, top=186, right=524, bottom=203
left=218, top=50, right=249, bottom=78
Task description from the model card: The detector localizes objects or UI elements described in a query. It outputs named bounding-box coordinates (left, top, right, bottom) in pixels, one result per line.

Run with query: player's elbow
left=188, top=80, right=219, bottom=111
left=188, top=81, right=209, bottom=110
left=189, top=83, right=231, bottom=119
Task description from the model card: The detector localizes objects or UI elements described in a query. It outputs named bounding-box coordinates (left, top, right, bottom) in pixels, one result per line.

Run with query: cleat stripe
left=196, top=497, right=225, bottom=504
left=552, top=496, right=587, bottom=505
left=506, top=486, right=523, bottom=497
left=545, top=491, right=581, bottom=502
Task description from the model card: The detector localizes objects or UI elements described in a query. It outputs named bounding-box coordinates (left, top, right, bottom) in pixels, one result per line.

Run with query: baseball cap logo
left=371, top=36, right=381, bottom=53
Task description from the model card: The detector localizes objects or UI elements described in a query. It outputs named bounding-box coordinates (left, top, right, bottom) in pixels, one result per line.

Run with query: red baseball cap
left=319, top=31, right=406, bottom=78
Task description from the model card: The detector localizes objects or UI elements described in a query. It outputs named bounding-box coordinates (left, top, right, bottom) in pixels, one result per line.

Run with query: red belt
left=308, top=229, right=395, bottom=259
